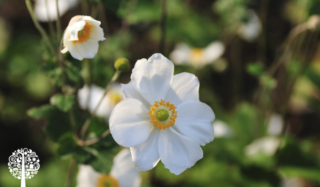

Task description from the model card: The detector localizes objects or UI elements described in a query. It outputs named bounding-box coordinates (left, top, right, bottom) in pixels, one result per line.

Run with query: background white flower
left=238, top=10, right=262, bottom=42
left=170, top=41, right=225, bottom=68
left=267, top=113, right=284, bottom=136
left=78, top=84, right=123, bottom=119
left=35, top=0, right=78, bottom=22
left=212, top=120, right=233, bottom=138
left=61, top=16, right=105, bottom=60
left=109, top=53, right=215, bottom=175
left=245, top=137, right=280, bottom=156
left=76, top=149, right=141, bottom=187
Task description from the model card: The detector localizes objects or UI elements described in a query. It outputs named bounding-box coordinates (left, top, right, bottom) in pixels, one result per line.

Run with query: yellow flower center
left=190, top=48, right=203, bottom=64
left=148, top=99, right=177, bottom=130
left=108, top=91, right=123, bottom=105
left=97, top=175, right=119, bottom=187
left=73, top=21, right=92, bottom=44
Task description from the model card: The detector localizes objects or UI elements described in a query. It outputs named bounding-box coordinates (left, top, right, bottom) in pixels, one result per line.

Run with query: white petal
left=68, top=20, right=86, bottom=41
left=174, top=100, right=215, bottom=146
left=267, top=114, right=283, bottom=136
left=76, top=165, right=100, bottom=187
left=238, top=10, right=262, bottom=42
left=74, top=39, right=99, bottom=59
left=130, top=127, right=160, bottom=171
left=61, top=47, right=68, bottom=53
left=110, top=149, right=141, bottom=187
left=122, top=81, right=150, bottom=108
left=65, top=41, right=83, bottom=60
left=165, top=73, right=199, bottom=106
left=212, top=120, right=233, bottom=138
left=109, top=98, right=152, bottom=147
left=245, top=137, right=280, bottom=156
left=202, top=41, right=225, bottom=64
left=169, top=43, right=191, bottom=65
left=77, top=85, right=90, bottom=109
left=159, top=128, right=203, bottom=175
left=131, top=53, right=174, bottom=105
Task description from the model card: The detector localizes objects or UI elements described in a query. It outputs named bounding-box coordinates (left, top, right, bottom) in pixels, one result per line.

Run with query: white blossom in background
left=78, top=84, right=123, bottom=119
left=245, top=137, right=280, bottom=156
left=267, top=113, right=284, bottom=136
left=109, top=53, right=215, bottom=175
left=61, top=16, right=105, bottom=60
left=170, top=41, right=225, bottom=68
left=238, top=10, right=262, bottom=42
left=76, top=149, right=141, bottom=187
left=35, top=0, right=78, bottom=22
left=212, top=120, right=233, bottom=138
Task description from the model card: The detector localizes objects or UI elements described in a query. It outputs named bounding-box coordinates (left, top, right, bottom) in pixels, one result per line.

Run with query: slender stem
left=65, top=158, right=76, bottom=187
left=77, top=129, right=110, bottom=146
left=25, top=0, right=55, bottom=56
left=159, top=0, right=167, bottom=54
left=55, top=0, right=61, bottom=42
left=80, top=71, right=121, bottom=139
left=45, top=0, right=55, bottom=37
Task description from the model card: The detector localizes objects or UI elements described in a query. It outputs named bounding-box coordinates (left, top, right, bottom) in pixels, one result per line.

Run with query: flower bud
left=114, top=58, right=130, bottom=72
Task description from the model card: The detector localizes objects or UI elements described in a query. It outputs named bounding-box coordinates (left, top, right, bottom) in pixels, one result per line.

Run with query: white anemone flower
left=267, top=113, right=284, bottom=136
left=76, top=149, right=141, bottom=187
left=35, top=0, right=78, bottom=22
left=170, top=41, right=225, bottom=68
left=78, top=84, right=123, bottom=119
left=61, top=16, right=105, bottom=60
left=212, top=120, right=233, bottom=138
left=238, top=10, right=262, bottom=42
left=281, top=178, right=304, bottom=187
left=109, top=53, right=215, bottom=175
left=245, top=137, right=280, bottom=157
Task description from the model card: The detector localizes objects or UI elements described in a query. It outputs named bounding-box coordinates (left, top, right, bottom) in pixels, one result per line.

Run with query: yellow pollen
left=73, top=21, right=92, bottom=44
left=148, top=99, right=177, bottom=130
left=97, top=175, right=119, bottom=187
left=190, top=48, right=203, bottom=64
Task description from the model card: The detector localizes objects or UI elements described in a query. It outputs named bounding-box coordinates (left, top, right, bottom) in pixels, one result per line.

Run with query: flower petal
left=76, top=165, right=100, bottom=187
left=131, top=53, right=174, bottom=104
left=130, top=127, right=160, bottom=171
left=65, top=41, right=83, bottom=60
left=158, top=128, right=203, bottom=175
left=165, top=72, right=199, bottom=106
left=174, top=100, right=215, bottom=146
left=122, top=81, right=150, bottom=108
left=68, top=20, right=86, bottom=41
left=111, top=149, right=141, bottom=187
left=74, top=39, right=99, bottom=59
left=109, top=98, right=152, bottom=147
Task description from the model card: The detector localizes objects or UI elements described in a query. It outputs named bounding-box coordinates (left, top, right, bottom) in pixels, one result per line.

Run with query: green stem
left=55, top=0, right=61, bottom=42
left=159, top=0, right=167, bottom=54
left=65, top=158, right=76, bottom=187
left=25, top=0, right=55, bottom=56
left=45, top=0, right=55, bottom=38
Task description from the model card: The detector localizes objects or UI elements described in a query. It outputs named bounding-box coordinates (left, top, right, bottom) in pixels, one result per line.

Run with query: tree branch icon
left=8, top=148, right=40, bottom=187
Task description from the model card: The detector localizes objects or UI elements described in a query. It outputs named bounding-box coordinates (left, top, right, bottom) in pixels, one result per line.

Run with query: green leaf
left=27, top=105, right=71, bottom=142
left=83, top=146, right=120, bottom=174
left=50, top=94, right=76, bottom=112
left=57, top=133, right=91, bottom=163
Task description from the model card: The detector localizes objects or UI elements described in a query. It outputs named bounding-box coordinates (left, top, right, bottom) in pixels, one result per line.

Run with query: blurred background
left=1, top=0, right=320, bottom=186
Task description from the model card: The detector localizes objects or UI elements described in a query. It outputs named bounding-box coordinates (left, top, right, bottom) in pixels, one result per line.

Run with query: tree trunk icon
left=8, top=148, right=40, bottom=187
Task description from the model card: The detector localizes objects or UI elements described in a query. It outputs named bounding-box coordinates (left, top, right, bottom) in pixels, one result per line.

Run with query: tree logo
left=8, top=148, right=40, bottom=187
